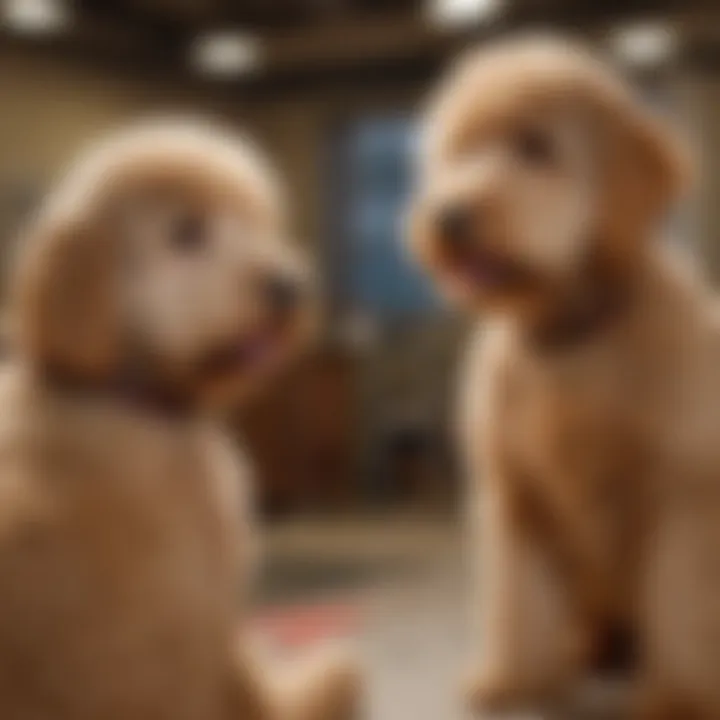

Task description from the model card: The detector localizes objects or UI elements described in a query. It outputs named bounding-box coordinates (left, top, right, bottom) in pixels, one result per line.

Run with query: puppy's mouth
left=440, top=241, right=536, bottom=294
left=197, top=326, right=290, bottom=380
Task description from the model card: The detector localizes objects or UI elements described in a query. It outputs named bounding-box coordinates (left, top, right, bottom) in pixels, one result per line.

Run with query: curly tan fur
left=0, top=120, right=359, bottom=720
left=410, top=36, right=720, bottom=719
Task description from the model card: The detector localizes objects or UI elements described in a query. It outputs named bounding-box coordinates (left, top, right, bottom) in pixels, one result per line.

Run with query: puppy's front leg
left=215, top=447, right=360, bottom=720
left=466, top=477, right=591, bottom=714
left=636, top=483, right=720, bottom=720
left=229, top=637, right=360, bottom=720
left=272, top=644, right=360, bottom=720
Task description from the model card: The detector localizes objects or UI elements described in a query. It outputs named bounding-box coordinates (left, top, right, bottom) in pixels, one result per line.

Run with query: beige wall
left=674, top=73, right=720, bottom=274
left=0, top=50, right=221, bottom=181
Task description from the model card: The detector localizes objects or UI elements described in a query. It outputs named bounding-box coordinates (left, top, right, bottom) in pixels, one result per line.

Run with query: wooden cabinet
left=237, top=347, right=357, bottom=515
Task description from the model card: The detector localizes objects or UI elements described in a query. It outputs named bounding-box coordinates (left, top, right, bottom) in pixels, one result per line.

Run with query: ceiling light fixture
left=191, top=31, right=262, bottom=78
left=609, top=21, right=679, bottom=68
left=1, top=0, right=69, bottom=35
left=427, top=0, right=504, bottom=30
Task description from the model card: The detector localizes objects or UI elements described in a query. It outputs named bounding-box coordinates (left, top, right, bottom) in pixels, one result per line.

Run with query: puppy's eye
left=171, top=213, right=206, bottom=251
left=512, top=127, right=556, bottom=167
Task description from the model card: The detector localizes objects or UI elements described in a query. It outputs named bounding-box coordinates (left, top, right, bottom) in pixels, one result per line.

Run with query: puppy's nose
left=437, top=204, right=473, bottom=248
left=263, top=275, right=302, bottom=317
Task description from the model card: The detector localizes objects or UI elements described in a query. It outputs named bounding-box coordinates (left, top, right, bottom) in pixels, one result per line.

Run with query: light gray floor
left=259, top=516, right=470, bottom=720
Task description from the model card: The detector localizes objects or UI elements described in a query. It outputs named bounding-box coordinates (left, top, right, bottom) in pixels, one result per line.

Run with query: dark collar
left=40, top=362, right=196, bottom=421
left=527, top=264, right=632, bottom=353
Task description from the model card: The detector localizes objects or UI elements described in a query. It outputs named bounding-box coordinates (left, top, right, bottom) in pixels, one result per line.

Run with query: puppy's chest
left=502, top=358, right=642, bottom=519
left=48, top=422, right=246, bottom=634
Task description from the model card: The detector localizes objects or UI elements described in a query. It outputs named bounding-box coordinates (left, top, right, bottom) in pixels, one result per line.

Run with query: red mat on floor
left=253, top=600, right=361, bottom=648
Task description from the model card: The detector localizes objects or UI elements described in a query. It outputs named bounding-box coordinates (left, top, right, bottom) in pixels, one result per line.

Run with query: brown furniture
left=237, top=347, right=357, bottom=515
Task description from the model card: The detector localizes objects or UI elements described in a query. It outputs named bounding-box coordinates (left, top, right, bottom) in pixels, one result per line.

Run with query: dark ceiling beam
left=125, top=0, right=222, bottom=23
left=263, top=11, right=452, bottom=70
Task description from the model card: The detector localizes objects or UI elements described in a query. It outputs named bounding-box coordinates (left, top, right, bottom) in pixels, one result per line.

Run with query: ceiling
left=79, top=0, right=422, bottom=30
left=3, top=0, right=720, bottom=96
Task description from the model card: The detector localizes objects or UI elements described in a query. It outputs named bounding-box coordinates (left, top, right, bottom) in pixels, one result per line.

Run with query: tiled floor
left=255, top=515, right=627, bottom=720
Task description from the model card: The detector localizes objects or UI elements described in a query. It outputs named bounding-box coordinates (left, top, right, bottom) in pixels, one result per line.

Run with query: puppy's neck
left=524, top=251, right=637, bottom=354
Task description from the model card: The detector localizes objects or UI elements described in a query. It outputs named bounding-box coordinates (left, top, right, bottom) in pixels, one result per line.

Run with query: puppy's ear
left=600, top=99, right=690, bottom=255
left=12, top=211, right=119, bottom=376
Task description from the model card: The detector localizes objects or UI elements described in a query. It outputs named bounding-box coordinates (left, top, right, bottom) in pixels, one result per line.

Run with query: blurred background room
left=0, top=1, right=718, bottom=717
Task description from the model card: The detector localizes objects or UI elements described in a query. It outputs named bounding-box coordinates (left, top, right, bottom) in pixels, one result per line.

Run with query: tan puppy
left=0, top=121, right=359, bottom=720
left=409, top=36, right=720, bottom=719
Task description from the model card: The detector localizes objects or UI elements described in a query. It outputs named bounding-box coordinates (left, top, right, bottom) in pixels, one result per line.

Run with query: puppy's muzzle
left=431, top=201, right=535, bottom=292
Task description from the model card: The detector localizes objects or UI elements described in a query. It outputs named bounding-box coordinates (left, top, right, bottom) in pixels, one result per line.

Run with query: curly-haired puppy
left=408, top=36, right=720, bottom=719
left=0, top=121, right=359, bottom=720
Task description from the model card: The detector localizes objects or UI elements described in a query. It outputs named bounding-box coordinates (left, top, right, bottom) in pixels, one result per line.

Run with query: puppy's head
left=12, top=120, right=314, bottom=409
left=409, top=35, right=688, bottom=315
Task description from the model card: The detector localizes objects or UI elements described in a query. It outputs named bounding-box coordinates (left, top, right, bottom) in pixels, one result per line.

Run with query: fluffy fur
left=409, top=36, right=720, bottom=719
left=0, top=120, right=359, bottom=720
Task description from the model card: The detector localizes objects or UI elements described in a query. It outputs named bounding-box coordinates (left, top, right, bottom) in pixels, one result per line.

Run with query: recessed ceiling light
left=427, top=0, right=503, bottom=30
left=191, top=31, right=262, bottom=78
left=1, top=0, right=69, bottom=34
left=609, top=21, right=679, bottom=68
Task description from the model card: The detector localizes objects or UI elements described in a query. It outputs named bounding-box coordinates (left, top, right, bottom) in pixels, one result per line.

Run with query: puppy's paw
left=281, top=643, right=362, bottom=720
left=464, top=665, right=526, bottom=714
left=631, top=686, right=694, bottom=720
left=464, top=664, right=571, bottom=716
